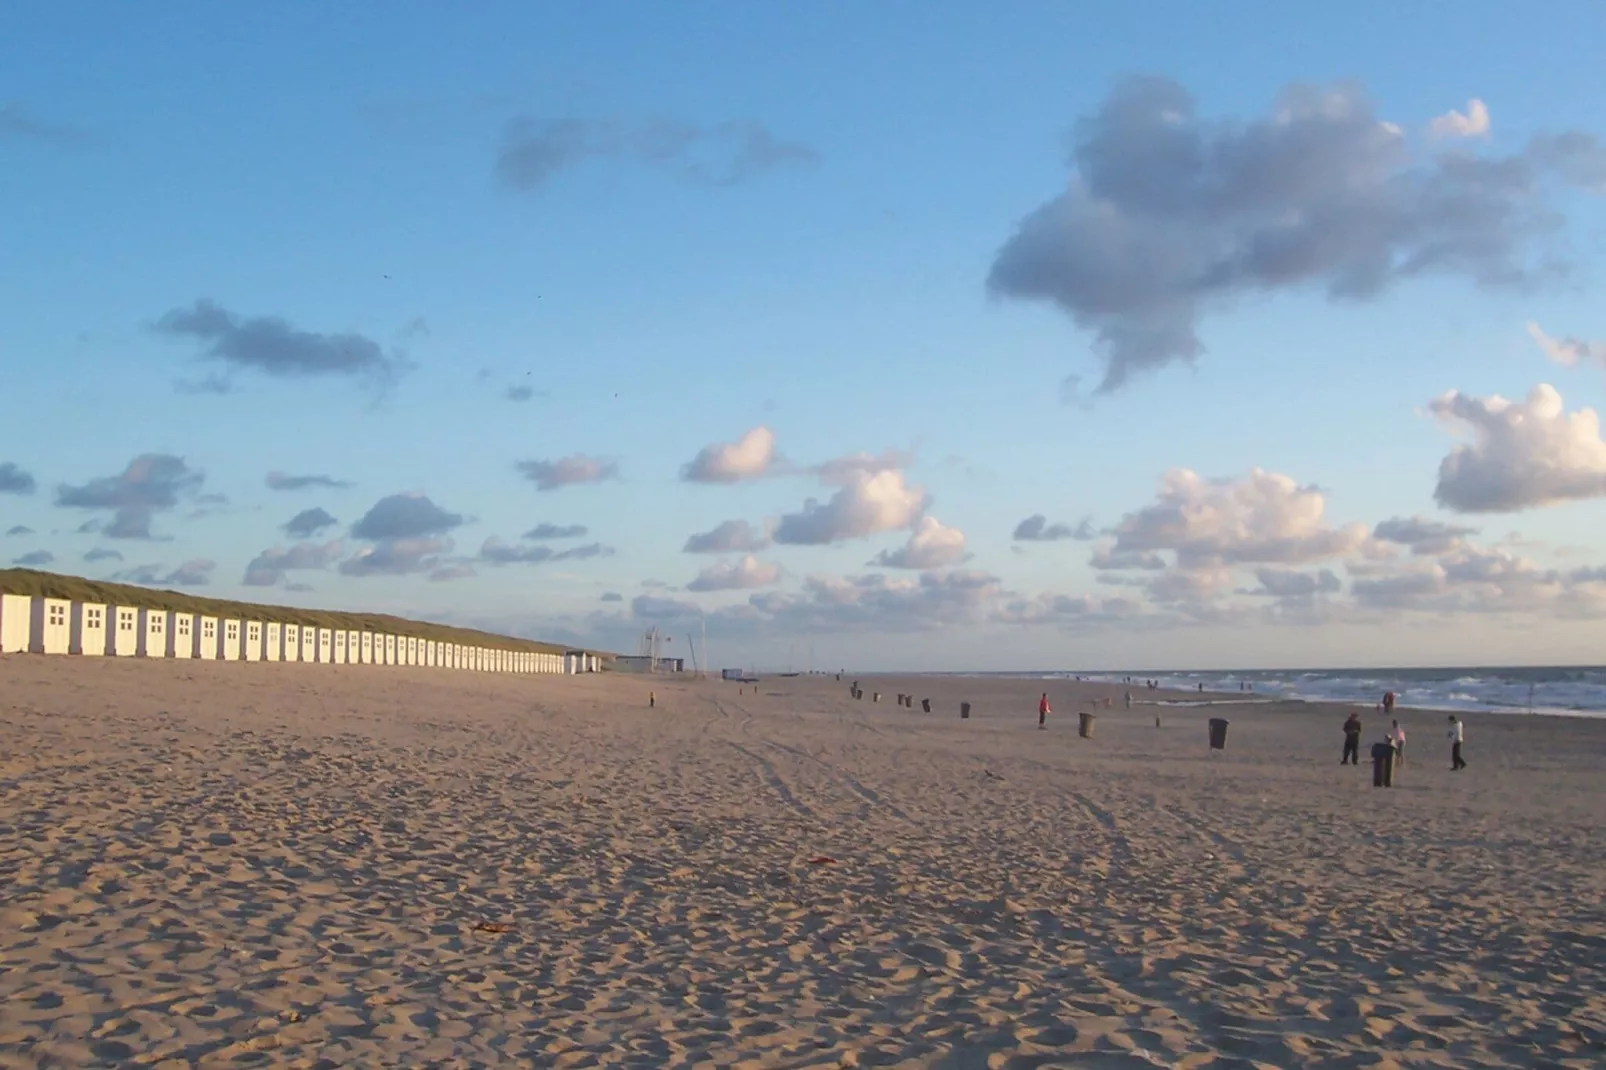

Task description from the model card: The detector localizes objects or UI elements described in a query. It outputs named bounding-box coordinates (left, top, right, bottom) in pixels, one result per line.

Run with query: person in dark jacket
left=1342, top=711, right=1363, bottom=765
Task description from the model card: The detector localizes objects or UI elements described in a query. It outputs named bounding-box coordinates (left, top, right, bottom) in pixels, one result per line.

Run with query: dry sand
left=1, top=657, right=1603, bottom=1069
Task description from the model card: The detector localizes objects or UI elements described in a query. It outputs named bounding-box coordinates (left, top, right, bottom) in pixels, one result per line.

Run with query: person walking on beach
left=1342, top=711, right=1363, bottom=765
left=1447, top=715, right=1467, bottom=771
left=1383, top=690, right=1396, bottom=716
left=1391, top=720, right=1406, bottom=766
left=1038, top=693, right=1051, bottom=730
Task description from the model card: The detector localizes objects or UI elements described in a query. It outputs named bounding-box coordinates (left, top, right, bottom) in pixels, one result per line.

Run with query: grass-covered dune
left=0, top=568, right=603, bottom=658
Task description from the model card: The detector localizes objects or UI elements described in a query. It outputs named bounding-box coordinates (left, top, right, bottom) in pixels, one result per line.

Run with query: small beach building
left=360, top=631, right=374, bottom=663
left=332, top=629, right=348, bottom=664
left=0, top=593, right=30, bottom=653
left=378, top=634, right=392, bottom=665
left=31, top=598, right=70, bottom=655
left=244, top=621, right=263, bottom=661
left=317, top=628, right=332, bottom=663
left=283, top=623, right=300, bottom=662
left=138, top=608, right=167, bottom=658
left=110, top=606, right=138, bottom=656
left=72, top=602, right=106, bottom=656
left=300, top=625, right=316, bottom=662
left=346, top=630, right=361, bottom=664
left=222, top=619, right=241, bottom=660
left=402, top=636, right=414, bottom=665
left=265, top=621, right=281, bottom=662
left=170, top=613, right=194, bottom=658
left=197, top=617, right=217, bottom=659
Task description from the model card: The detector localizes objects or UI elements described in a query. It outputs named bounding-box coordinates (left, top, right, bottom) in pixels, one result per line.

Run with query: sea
left=1040, top=666, right=1606, bottom=718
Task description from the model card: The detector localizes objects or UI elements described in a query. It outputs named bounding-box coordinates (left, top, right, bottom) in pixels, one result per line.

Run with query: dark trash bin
left=1079, top=712, right=1096, bottom=739
left=1371, top=742, right=1396, bottom=788
left=1208, top=717, right=1229, bottom=750
left=921, top=698, right=931, bottom=713
left=960, top=701, right=971, bottom=720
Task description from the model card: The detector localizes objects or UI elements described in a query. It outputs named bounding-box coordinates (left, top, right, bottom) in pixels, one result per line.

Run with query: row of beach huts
left=0, top=593, right=600, bottom=673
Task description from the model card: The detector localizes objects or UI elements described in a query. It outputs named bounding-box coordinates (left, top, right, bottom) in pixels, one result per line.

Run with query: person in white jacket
left=1447, top=715, right=1467, bottom=771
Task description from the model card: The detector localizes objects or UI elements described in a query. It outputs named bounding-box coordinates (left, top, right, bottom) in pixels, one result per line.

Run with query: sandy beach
left=1, top=658, right=1603, bottom=1068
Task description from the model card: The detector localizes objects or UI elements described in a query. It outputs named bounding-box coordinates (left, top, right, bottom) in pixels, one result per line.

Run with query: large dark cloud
left=284, top=507, right=339, bottom=538
left=350, top=493, right=464, bottom=540
left=54, top=454, right=204, bottom=540
left=266, top=471, right=352, bottom=492
left=516, top=455, right=619, bottom=492
left=0, top=462, right=36, bottom=495
left=156, top=300, right=407, bottom=386
left=988, top=77, right=1606, bottom=391
left=13, top=550, right=53, bottom=566
left=497, top=117, right=817, bottom=192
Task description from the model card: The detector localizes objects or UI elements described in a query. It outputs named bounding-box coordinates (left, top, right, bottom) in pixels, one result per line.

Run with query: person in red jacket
left=1038, top=693, right=1050, bottom=729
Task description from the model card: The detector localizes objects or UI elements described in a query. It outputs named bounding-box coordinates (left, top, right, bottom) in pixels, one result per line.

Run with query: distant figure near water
left=1383, top=690, right=1396, bottom=716
left=1038, top=693, right=1050, bottom=730
left=1448, top=715, right=1467, bottom=771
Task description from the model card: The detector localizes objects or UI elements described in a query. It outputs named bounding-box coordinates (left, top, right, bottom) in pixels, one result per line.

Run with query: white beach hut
left=300, top=625, right=317, bottom=662
left=31, top=598, right=70, bottom=655
left=138, top=608, right=167, bottom=658
left=332, top=629, right=348, bottom=665
left=109, top=606, right=138, bottom=656
left=382, top=634, right=395, bottom=665
left=358, top=631, right=373, bottom=664
left=170, top=613, right=194, bottom=658
left=244, top=621, right=263, bottom=661
left=222, top=619, right=241, bottom=661
left=409, top=636, right=421, bottom=666
left=283, top=623, right=301, bottom=662
left=346, top=630, right=361, bottom=664
left=0, top=593, right=30, bottom=654
left=72, top=602, right=106, bottom=656
left=197, top=617, right=218, bottom=659
left=265, top=621, right=281, bottom=662
left=317, top=628, right=332, bottom=663
left=423, top=639, right=435, bottom=667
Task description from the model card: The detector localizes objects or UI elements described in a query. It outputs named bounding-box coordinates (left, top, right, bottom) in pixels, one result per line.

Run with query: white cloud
left=1372, top=516, right=1478, bottom=555
left=687, top=555, right=783, bottom=592
left=1528, top=322, right=1606, bottom=370
left=743, top=569, right=1002, bottom=634
left=681, top=426, right=779, bottom=483
left=774, top=467, right=928, bottom=545
left=1430, top=384, right=1606, bottom=512
left=1428, top=98, right=1491, bottom=139
left=683, top=518, right=773, bottom=554
left=1103, top=468, right=1368, bottom=570
left=811, top=449, right=914, bottom=485
left=516, top=454, right=619, bottom=491
left=870, top=516, right=968, bottom=570
left=993, top=592, right=1145, bottom=628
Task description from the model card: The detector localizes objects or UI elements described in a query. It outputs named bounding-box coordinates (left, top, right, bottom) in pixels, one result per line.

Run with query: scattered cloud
left=774, top=468, right=928, bottom=545
left=1430, top=384, right=1606, bottom=512
left=504, top=384, right=538, bottom=402
left=340, top=536, right=453, bottom=577
left=497, top=116, right=817, bottom=192
left=1351, top=541, right=1606, bottom=617
left=1428, top=98, right=1491, bottom=140
left=988, top=77, right=1606, bottom=391
left=284, top=507, right=339, bottom=538
left=742, top=570, right=1003, bottom=635
left=83, top=547, right=123, bottom=563
left=13, top=550, right=54, bottom=566
left=0, top=462, right=37, bottom=495
left=600, top=592, right=623, bottom=603
left=684, top=519, right=773, bottom=554
left=0, top=103, right=83, bottom=144
left=810, top=449, right=915, bottom=484
left=54, top=454, right=205, bottom=540
left=350, top=493, right=464, bottom=540
left=1244, top=565, right=1343, bottom=600
left=5, top=525, right=34, bottom=536
left=681, top=426, right=779, bottom=483
left=429, top=565, right=477, bottom=583
left=266, top=471, right=353, bottom=492
left=1373, top=516, right=1478, bottom=555
left=516, top=455, right=619, bottom=491
left=870, top=516, right=969, bottom=570
left=994, top=592, right=1146, bottom=628
left=244, top=540, right=345, bottom=586
left=478, top=539, right=614, bottom=566
left=155, top=300, right=408, bottom=387
left=112, top=560, right=215, bottom=587
left=1013, top=513, right=1095, bottom=542
left=1528, top=322, right=1606, bottom=371
left=174, top=374, right=234, bottom=396
left=523, top=522, right=588, bottom=540
left=687, top=555, right=783, bottom=592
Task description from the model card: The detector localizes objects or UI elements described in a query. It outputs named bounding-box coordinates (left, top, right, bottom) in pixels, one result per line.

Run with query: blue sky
left=4, top=2, right=1606, bottom=670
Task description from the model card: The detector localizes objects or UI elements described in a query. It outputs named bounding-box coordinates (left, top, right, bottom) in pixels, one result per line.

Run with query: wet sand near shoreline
left=2, top=657, right=1603, bottom=1068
